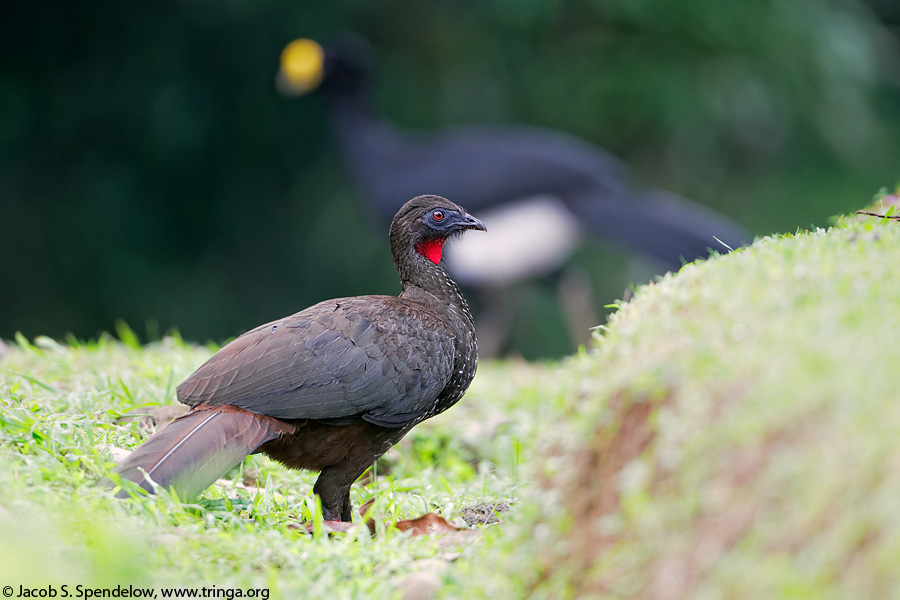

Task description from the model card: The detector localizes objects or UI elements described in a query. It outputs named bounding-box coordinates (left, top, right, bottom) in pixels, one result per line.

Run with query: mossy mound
left=455, top=215, right=900, bottom=598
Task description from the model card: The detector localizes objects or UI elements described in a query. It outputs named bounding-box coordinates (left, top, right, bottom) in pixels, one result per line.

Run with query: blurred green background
left=2, top=0, right=898, bottom=358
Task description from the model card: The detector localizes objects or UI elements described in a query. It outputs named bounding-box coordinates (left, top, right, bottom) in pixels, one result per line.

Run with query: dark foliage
left=2, top=0, right=898, bottom=357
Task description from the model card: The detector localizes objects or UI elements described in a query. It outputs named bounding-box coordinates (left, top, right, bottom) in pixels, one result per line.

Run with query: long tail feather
left=106, top=405, right=292, bottom=500
left=567, top=188, right=751, bottom=270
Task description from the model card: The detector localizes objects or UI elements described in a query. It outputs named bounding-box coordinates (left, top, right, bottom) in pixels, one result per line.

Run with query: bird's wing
left=175, top=296, right=455, bottom=427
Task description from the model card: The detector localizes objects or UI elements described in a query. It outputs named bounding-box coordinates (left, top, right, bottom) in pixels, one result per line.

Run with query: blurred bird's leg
left=556, top=266, right=599, bottom=351
left=471, top=285, right=517, bottom=359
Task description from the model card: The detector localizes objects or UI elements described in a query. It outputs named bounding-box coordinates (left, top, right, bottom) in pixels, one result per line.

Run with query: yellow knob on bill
left=277, top=39, right=325, bottom=95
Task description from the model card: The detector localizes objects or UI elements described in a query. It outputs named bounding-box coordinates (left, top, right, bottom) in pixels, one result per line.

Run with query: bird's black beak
left=459, top=213, right=487, bottom=232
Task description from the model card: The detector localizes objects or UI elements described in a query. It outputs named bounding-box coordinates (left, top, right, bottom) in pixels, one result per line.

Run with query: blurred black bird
left=277, top=36, right=751, bottom=353
left=107, top=195, right=485, bottom=522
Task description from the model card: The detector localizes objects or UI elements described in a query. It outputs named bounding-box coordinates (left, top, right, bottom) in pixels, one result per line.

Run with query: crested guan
left=107, top=195, right=486, bottom=522
left=276, top=35, right=751, bottom=354
left=276, top=36, right=750, bottom=273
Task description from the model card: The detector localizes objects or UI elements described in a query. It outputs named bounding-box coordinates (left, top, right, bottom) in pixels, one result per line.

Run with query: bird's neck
left=396, top=248, right=475, bottom=329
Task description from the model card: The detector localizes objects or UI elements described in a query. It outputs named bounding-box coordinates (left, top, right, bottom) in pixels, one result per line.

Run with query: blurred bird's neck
left=328, top=91, right=405, bottom=219
left=329, top=87, right=377, bottom=133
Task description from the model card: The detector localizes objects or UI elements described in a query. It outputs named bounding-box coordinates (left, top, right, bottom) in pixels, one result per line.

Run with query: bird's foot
left=300, top=520, right=356, bottom=535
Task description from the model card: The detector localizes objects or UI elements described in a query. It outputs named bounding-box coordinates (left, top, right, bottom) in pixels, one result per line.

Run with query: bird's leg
left=556, top=266, right=599, bottom=350
left=339, top=489, right=353, bottom=522
left=312, top=428, right=405, bottom=521
left=313, top=459, right=373, bottom=522
left=313, top=469, right=349, bottom=521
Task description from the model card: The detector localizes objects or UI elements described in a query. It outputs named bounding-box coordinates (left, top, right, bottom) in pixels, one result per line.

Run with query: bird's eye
left=432, top=210, right=445, bottom=221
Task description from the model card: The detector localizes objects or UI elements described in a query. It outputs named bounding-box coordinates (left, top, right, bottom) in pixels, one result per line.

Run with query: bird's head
left=277, top=35, right=371, bottom=97
left=390, top=195, right=486, bottom=270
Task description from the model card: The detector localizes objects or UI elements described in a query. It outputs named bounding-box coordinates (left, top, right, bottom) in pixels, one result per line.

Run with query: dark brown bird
left=107, top=195, right=485, bottom=521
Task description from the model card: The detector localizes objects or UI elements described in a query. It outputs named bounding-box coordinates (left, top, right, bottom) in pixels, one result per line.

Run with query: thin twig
left=854, top=210, right=900, bottom=221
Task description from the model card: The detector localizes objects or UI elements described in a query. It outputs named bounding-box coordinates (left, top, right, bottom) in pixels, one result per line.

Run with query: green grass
left=0, top=332, right=550, bottom=598
left=4, top=195, right=900, bottom=599
left=446, top=205, right=900, bottom=598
